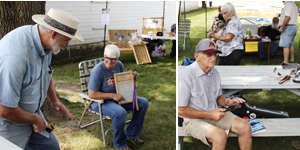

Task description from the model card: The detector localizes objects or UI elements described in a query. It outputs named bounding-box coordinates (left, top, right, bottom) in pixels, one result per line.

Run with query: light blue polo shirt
left=178, top=62, right=222, bottom=116
left=0, top=24, right=53, bottom=149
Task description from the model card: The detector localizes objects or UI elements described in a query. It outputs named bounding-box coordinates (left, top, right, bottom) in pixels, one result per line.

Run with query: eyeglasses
left=200, top=52, right=219, bottom=57
left=104, top=57, right=117, bottom=62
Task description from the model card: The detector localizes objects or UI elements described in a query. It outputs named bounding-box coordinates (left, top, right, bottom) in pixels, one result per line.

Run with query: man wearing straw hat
left=0, top=8, right=83, bottom=149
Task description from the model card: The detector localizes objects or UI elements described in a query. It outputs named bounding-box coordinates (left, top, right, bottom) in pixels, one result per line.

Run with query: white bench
left=0, top=136, right=22, bottom=150
left=178, top=118, right=300, bottom=150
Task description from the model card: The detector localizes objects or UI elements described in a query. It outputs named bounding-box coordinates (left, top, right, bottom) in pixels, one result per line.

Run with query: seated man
left=88, top=45, right=149, bottom=150
left=258, top=17, right=281, bottom=60
left=178, top=39, right=252, bottom=150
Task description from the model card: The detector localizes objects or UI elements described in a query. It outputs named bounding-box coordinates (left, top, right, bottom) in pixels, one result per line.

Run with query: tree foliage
left=0, top=1, right=45, bottom=39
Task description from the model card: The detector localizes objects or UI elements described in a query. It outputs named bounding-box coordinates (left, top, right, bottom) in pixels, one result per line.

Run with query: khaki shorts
left=182, top=111, right=237, bottom=146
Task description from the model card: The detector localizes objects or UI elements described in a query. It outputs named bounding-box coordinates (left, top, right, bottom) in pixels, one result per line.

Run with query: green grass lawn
left=49, top=41, right=176, bottom=150
left=179, top=7, right=300, bottom=150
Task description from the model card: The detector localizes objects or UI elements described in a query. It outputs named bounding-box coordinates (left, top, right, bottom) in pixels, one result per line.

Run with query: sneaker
left=127, top=137, right=144, bottom=145
left=292, top=141, right=300, bottom=149
left=118, top=146, right=132, bottom=150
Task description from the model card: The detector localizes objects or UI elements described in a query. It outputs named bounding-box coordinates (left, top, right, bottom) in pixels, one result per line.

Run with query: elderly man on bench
left=178, top=39, right=252, bottom=150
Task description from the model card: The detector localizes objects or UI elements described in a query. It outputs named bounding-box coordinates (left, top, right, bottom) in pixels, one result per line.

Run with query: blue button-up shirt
left=178, top=62, right=222, bottom=118
left=0, top=24, right=53, bottom=149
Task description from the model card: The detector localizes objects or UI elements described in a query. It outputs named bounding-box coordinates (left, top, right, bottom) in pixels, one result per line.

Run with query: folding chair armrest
left=183, top=31, right=190, bottom=34
left=78, top=93, right=104, bottom=104
left=107, top=41, right=117, bottom=45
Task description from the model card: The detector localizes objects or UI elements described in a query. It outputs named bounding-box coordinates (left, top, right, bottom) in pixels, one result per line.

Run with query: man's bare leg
left=290, top=46, right=294, bottom=62
left=283, top=47, right=290, bottom=63
left=230, top=117, right=252, bottom=150
left=206, top=126, right=227, bottom=150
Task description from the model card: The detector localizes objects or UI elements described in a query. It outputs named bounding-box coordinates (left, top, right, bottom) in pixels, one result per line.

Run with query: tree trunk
left=0, top=1, right=45, bottom=39
left=201, top=1, right=207, bottom=8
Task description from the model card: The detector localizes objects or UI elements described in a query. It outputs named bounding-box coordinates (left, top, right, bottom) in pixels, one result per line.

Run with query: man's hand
left=210, top=108, right=226, bottom=121
left=279, top=27, right=283, bottom=33
left=227, top=98, right=245, bottom=106
left=113, top=93, right=125, bottom=102
left=50, top=101, right=74, bottom=120
left=32, top=114, right=46, bottom=133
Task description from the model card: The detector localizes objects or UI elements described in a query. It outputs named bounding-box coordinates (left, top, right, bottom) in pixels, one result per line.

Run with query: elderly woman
left=211, top=2, right=244, bottom=65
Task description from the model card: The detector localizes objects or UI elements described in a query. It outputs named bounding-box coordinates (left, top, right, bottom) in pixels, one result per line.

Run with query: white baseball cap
left=104, top=44, right=120, bottom=58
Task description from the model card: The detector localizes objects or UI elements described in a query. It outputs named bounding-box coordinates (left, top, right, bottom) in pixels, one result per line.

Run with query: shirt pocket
left=190, top=91, right=207, bottom=109
left=19, top=78, right=41, bottom=113
left=210, top=86, right=221, bottom=101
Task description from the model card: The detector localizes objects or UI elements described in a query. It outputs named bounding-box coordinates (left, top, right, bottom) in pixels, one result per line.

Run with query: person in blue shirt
left=88, top=44, right=149, bottom=150
left=0, top=8, right=83, bottom=149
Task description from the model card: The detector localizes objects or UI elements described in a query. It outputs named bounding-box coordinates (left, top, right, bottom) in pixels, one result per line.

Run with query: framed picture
left=114, top=71, right=139, bottom=110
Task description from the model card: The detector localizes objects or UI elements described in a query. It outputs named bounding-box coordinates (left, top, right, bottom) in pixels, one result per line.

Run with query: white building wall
left=46, top=1, right=176, bottom=46
left=180, top=1, right=198, bottom=13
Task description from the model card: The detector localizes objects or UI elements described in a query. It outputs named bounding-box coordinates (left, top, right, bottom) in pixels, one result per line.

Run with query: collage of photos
left=0, top=1, right=300, bottom=150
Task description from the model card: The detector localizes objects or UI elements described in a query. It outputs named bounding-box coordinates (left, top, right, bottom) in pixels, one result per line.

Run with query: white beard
left=271, top=24, right=279, bottom=30
left=51, top=36, right=62, bottom=55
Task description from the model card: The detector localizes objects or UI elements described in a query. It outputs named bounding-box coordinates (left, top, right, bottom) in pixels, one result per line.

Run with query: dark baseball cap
left=195, top=38, right=222, bottom=54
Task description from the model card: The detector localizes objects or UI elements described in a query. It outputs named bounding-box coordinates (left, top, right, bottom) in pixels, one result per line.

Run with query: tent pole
left=205, top=1, right=207, bottom=38
left=103, top=1, right=108, bottom=52
left=184, top=1, right=186, bottom=19
left=163, top=1, right=165, bottom=32
left=178, top=1, right=181, bottom=24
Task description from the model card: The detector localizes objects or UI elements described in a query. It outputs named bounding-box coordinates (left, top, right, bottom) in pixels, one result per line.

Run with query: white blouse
left=217, top=16, right=244, bottom=57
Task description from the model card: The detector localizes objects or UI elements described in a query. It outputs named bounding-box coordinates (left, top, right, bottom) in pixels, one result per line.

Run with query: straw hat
left=32, top=8, right=84, bottom=42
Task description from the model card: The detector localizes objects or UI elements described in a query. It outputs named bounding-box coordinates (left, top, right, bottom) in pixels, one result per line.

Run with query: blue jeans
left=25, top=131, right=60, bottom=150
left=258, top=40, right=279, bottom=58
left=92, top=97, right=149, bottom=149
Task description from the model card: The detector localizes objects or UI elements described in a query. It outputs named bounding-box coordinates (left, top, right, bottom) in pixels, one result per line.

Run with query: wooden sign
left=114, top=71, right=139, bottom=110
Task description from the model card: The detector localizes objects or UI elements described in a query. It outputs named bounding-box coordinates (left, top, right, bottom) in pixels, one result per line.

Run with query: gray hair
left=39, top=25, right=52, bottom=33
left=38, top=25, right=63, bottom=37
left=221, top=2, right=237, bottom=18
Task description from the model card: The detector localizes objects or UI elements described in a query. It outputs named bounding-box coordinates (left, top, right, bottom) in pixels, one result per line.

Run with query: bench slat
left=179, top=118, right=300, bottom=137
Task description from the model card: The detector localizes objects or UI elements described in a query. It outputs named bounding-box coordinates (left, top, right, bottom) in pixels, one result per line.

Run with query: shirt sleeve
left=118, top=61, right=125, bottom=72
left=284, top=2, right=295, bottom=17
left=0, top=55, right=26, bottom=108
left=226, top=20, right=240, bottom=37
left=87, top=64, right=103, bottom=92
left=178, top=73, right=191, bottom=107
left=262, top=26, right=270, bottom=36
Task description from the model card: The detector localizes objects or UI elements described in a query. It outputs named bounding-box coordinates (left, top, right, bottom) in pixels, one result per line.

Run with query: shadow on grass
left=45, top=96, right=176, bottom=150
